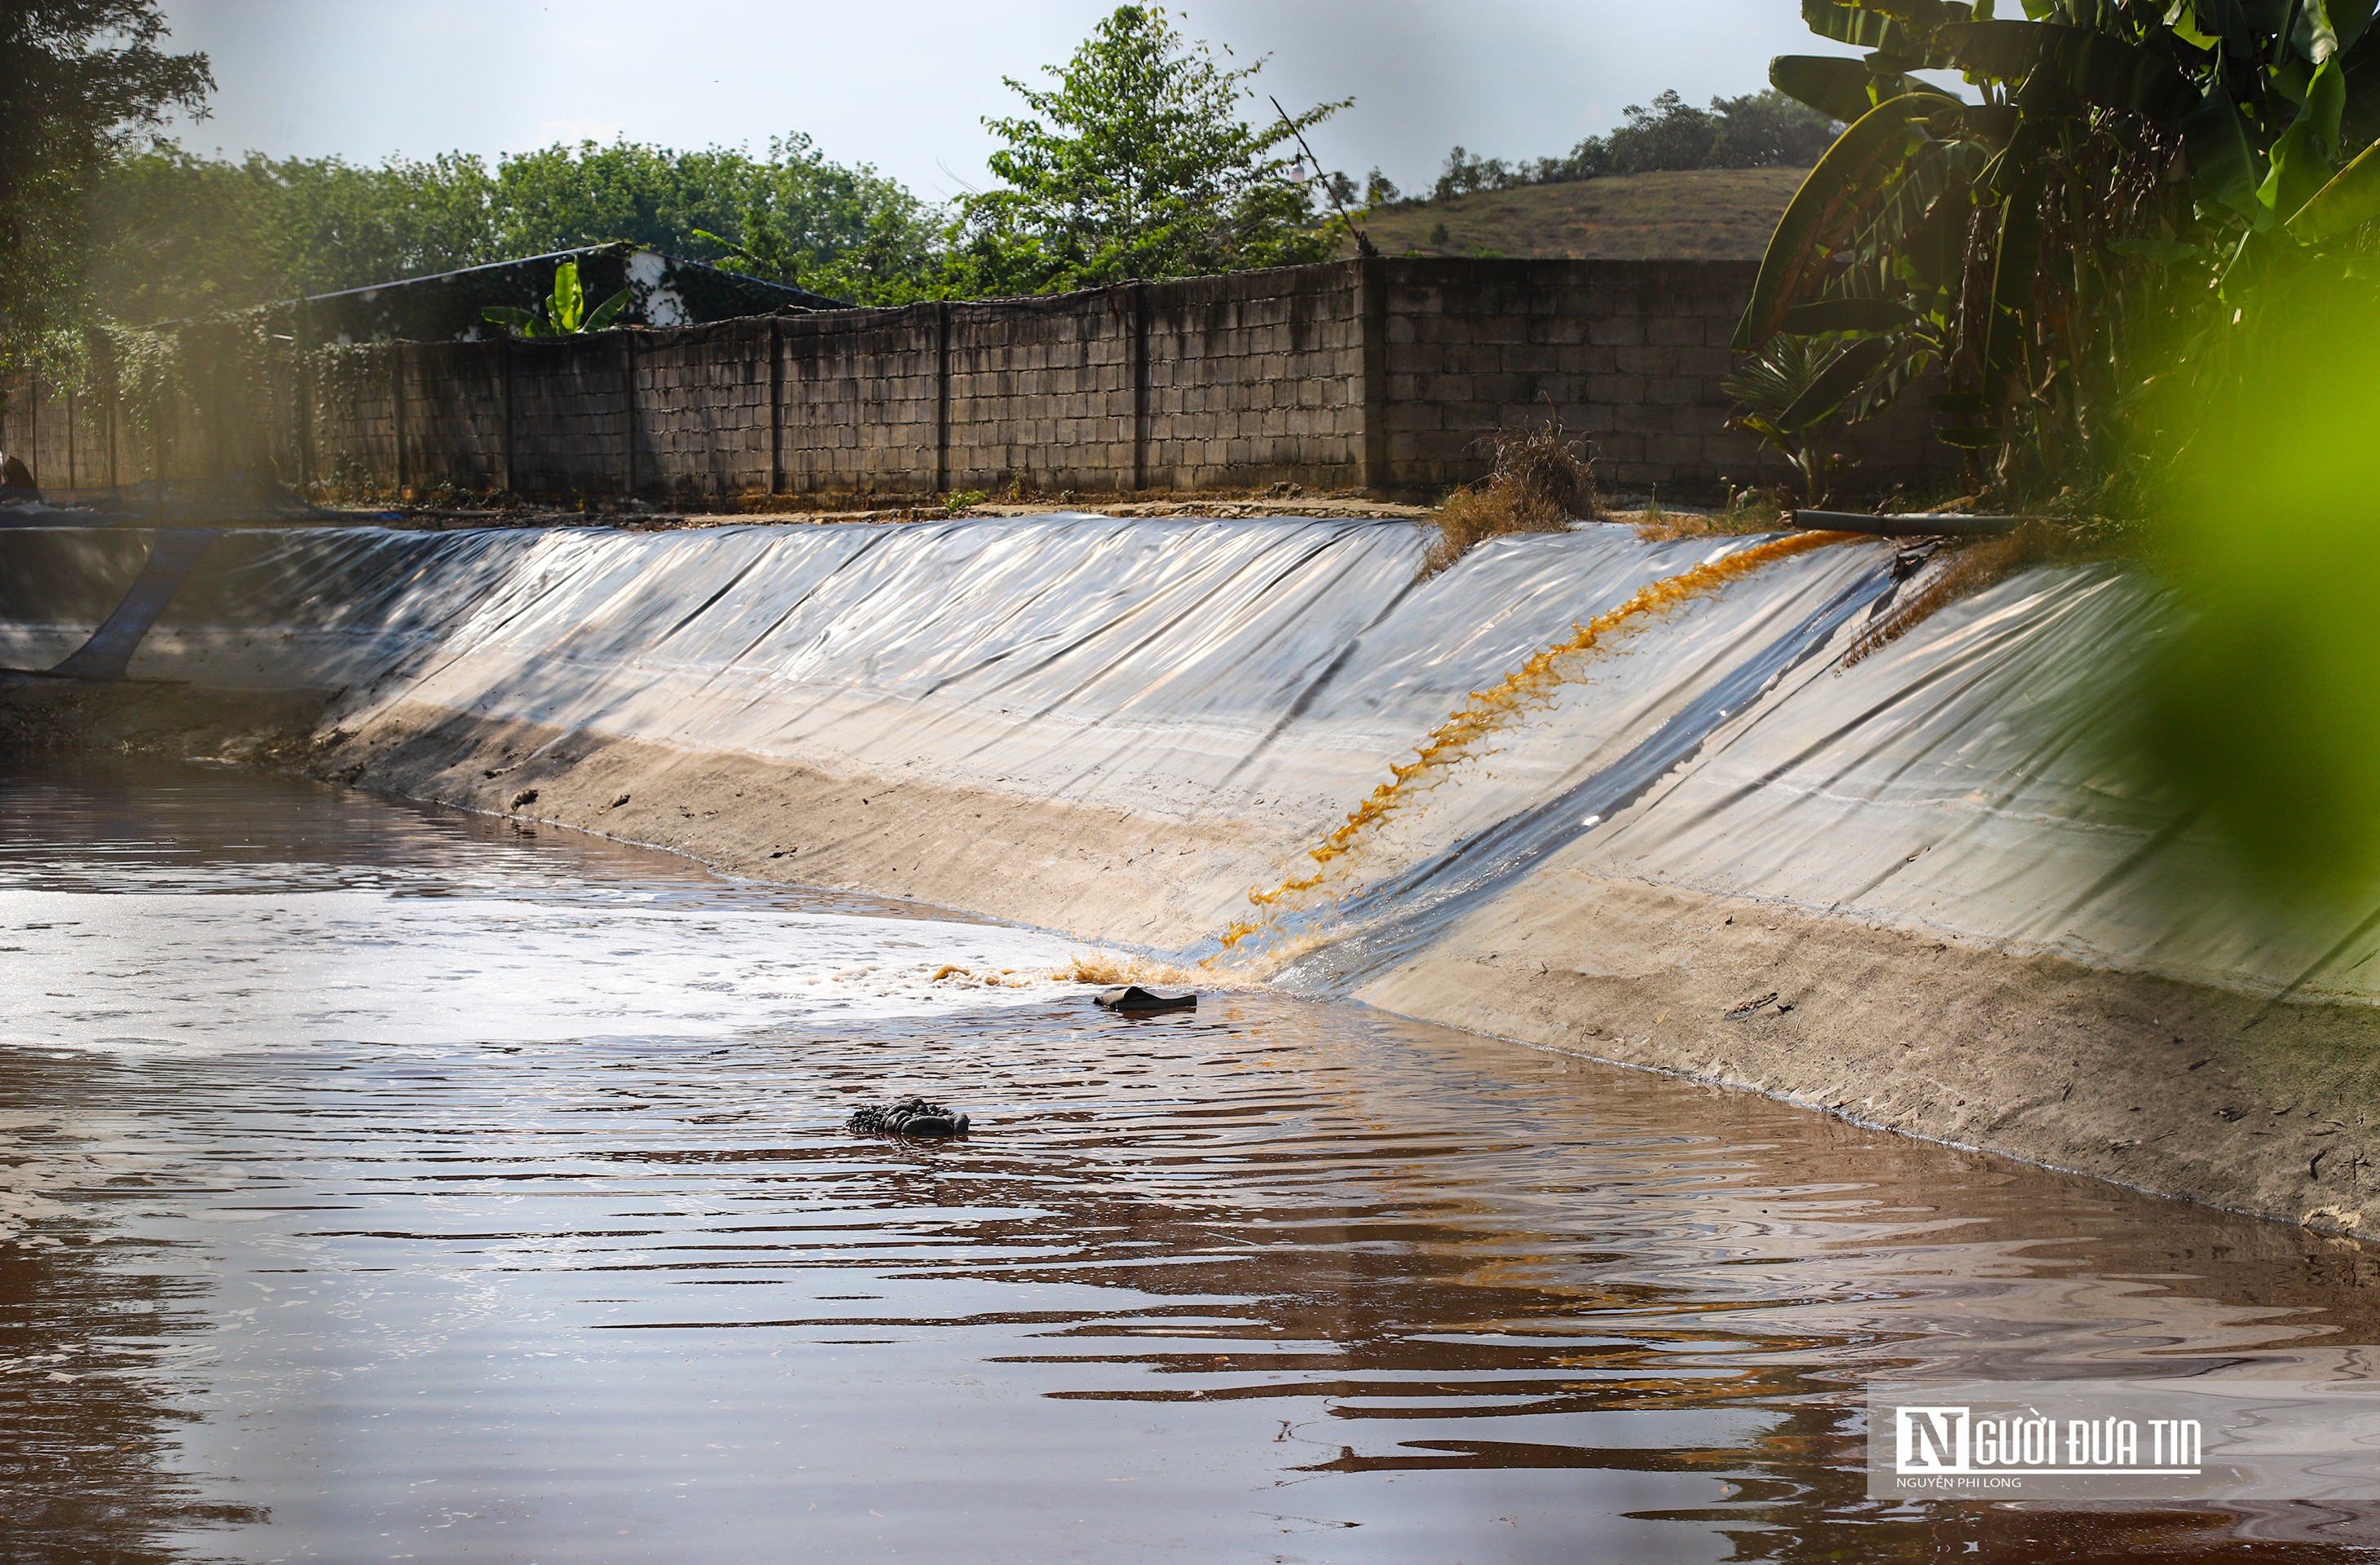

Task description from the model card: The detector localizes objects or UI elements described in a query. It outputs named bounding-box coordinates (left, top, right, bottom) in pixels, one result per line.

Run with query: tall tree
left=88, top=148, right=503, bottom=323
left=952, top=5, right=1349, bottom=295
left=683, top=136, right=945, bottom=305
left=0, top=1, right=210, bottom=354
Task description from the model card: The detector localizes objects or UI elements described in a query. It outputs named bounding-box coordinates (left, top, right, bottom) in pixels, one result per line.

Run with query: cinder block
left=1614, top=345, right=1681, bottom=377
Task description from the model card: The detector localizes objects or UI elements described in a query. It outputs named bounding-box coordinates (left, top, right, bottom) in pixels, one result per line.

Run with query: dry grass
left=1629, top=485, right=1789, bottom=542
left=1841, top=522, right=2056, bottom=668
left=1420, top=423, right=1598, bottom=577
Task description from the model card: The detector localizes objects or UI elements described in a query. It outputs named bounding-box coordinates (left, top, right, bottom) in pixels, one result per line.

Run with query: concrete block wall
left=778, top=304, right=941, bottom=496
left=0, top=258, right=1957, bottom=505
left=637, top=319, right=775, bottom=503
left=306, top=346, right=402, bottom=494
left=946, top=292, right=1137, bottom=493
left=1378, top=258, right=1943, bottom=496
left=404, top=342, right=509, bottom=493
left=0, top=352, right=153, bottom=494
left=1143, top=268, right=1365, bottom=492
left=8, top=383, right=119, bottom=490
left=508, top=337, right=632, bottom=496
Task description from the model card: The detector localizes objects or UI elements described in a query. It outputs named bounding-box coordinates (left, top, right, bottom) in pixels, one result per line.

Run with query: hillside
left=1351, top=167, right=1805, bottom=261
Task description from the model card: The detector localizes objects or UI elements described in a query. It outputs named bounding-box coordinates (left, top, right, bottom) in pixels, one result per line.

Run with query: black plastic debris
left=1094, top=985, right=1198, bottom=1013
left=846, top=1096, right=970, bottom=1137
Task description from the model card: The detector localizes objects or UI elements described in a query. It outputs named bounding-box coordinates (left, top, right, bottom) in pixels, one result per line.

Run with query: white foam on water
left=0, top=888, right=1088, bottom=1052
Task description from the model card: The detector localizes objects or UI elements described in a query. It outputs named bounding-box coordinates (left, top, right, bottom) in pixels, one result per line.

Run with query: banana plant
left=1723, top=333, right=1870, bottom=504
left=481, top=258, right=633, bottom=338
left=1738, top=0, right=2380, bottom=496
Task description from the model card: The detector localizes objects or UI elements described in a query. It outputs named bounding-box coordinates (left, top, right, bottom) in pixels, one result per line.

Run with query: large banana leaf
left=1895, top=175, right=1979, bottom=293
left=2287, top=133, right=2380, bottom=236
left=1777, top=334, right=1900, bottom=430
left=1937, top=20, right=2193, bottom=115
left=1770, top=53, right=1944, bottom=121
left=550, top=261, right=587, bottom=332
left=1856, top=0, right=1968, bottom=23
left=2260, top=55, right=2351, bottom=216
left=1735, top=92, right=1942, bottom=351
left=1934, top=17, right=2056, bottom=77
left=481, top=305, right=544, bottom=337
left=584, top=289, right=632, bottom=333
left=1783, top=297, right=1920, bottom=333
left=2338, top=0, right=2378, bottom=55
left=1981, top=168, right=2047, bottom=399
left=2183, top=89, right=2266, bottom=219
left=2192, top=0, right=2291, bottom=38
left=1801, top=0, right=1922, bottom=52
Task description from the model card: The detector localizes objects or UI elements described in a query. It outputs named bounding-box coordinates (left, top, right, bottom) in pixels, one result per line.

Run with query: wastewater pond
left=4, top=755, right=2380, bottom=1564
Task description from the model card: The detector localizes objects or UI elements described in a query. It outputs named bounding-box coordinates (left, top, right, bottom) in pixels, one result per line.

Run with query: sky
left=152, top=1, right=1826, bottom=202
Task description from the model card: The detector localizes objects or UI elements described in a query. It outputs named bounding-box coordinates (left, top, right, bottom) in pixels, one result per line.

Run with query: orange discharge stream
left=1214, top=530, right=1853, bottom=956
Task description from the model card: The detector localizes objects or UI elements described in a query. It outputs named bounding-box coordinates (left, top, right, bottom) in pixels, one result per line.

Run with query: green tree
left=82, top=134, right=947, bottom=322
left=1431, top=89, right=1838, bottom=196
left=1, top=1, right=210, bottom=354
left=489, top=140, right=756, bottom=260
left=690, top=135, right=944, bottom=305
left=1702, top=89, right=1838, bottom=169
left=86, top=148, right=502, bottom=322
left=950, top=5, right=1350, bottom=295
left=1605, top=90, right=1722, bottom=174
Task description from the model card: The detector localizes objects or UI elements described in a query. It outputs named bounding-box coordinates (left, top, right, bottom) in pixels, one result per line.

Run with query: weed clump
left=1629, top=484, right=1789, bottom=542
left=1419, top=423, right=1598, bottom=578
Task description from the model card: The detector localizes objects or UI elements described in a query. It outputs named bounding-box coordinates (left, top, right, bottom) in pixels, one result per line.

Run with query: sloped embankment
left=5, top=514, right=2377, bottom=1231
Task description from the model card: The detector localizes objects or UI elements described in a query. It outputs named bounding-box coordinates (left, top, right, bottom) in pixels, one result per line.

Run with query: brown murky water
left=5, top=756, right=2380, bottom=1563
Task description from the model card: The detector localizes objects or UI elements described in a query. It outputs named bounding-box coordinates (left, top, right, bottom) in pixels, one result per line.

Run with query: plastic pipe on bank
left=1789, top=509, right=2020, bottom=538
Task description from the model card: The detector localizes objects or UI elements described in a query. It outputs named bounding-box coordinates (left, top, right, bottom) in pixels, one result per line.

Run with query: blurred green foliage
left=2144, top=262, right=2380, bottom=903
left=1737, top=0, right=2380, bottom=510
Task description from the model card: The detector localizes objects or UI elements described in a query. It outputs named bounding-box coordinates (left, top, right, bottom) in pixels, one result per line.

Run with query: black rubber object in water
left=1094, top=985, right=1198, bottom=1013
left=846, top=1097, right=971, bottom=1137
